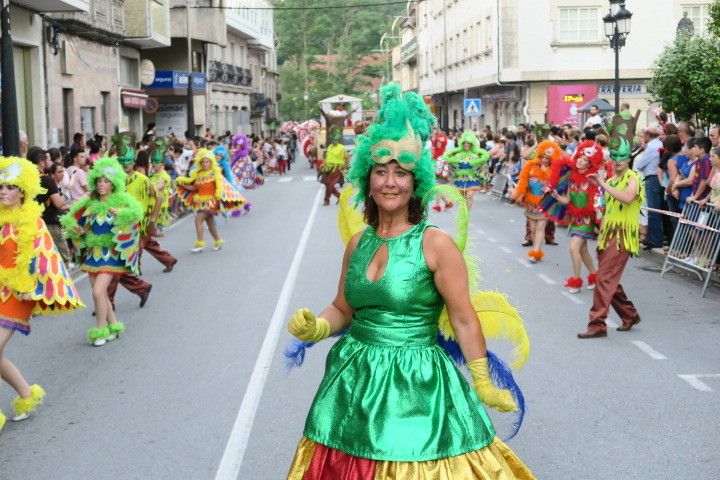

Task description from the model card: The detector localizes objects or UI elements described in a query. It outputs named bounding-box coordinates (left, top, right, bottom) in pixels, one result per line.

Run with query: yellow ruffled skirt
left=287, top=436, right=535, bottom=480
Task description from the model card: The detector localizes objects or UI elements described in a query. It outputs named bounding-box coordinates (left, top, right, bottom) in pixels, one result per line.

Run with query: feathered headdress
left=0, top=156, right=45, bottom=206
left=347, top=83, right=436, bottom=206
left=87, top=156, right=127, bottom=193
left=111, top=132, right=137, bottom=165
left=571, top=140, right=604, bottom=173
left=232, top=134, right=250, bottom=159
left=150, top=138, right=168, bottom=164
left=535, top=140, right=562, bottom=163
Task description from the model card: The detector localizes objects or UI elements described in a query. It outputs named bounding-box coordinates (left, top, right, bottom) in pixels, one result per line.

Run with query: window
left=80, top=107, right=95, bottom=139
left=119, top=57, right=138, bottom=86
left=681, top=4, right=711, bottom=35
left=558, top=7, right=600, bottom=42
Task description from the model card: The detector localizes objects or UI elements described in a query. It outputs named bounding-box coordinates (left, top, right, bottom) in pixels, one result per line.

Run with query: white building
left=206, top=0, right=280, bottom=137
left=416, top=0, right=712, bottom=131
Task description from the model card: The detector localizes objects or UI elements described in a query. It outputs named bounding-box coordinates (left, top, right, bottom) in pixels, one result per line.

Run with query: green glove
left=287, top=308, right=330, bottom=343
left=467, top=357, right=518, bottom=412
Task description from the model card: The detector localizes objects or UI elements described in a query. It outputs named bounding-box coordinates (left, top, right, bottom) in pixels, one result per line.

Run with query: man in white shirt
left=584, top=105, right=603, bottom=129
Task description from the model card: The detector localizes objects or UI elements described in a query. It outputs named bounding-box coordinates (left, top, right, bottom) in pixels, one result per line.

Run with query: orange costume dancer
left=513, top=141, right=562, bottom=263
left=0, top=156, right=84, bottom=431
left=176, top=149, right=246, bottom=252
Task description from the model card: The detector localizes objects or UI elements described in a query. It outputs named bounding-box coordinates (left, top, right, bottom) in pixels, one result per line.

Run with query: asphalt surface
left=1, top=168, right=718, bottom=480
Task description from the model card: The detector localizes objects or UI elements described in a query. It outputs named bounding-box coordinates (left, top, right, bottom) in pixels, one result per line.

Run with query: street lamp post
left=603, top=1, right=633, bottom=114
left=303, top=91, right=309, bottom=120
left=1, top=0, right=20, bottom=155
left=185, top=0, right=195, bottom=138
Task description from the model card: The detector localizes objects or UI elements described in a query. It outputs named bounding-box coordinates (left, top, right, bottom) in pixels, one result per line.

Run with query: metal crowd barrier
left=490, top=171, right=511, bottom=202
left=660, top=201, right=720, bottom=297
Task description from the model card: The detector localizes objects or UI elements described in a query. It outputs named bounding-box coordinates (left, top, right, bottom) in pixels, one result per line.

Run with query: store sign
left=139, top=59, right=156, bottom=86
left=154, top=104, right=187, bottom=137
left=546, top=84, right=597, bottom=126
left=122, top=94, right=148, bottom=109
left=146, top=71, right=207, bottom=91
left=598, top=83, right=647, bottom=97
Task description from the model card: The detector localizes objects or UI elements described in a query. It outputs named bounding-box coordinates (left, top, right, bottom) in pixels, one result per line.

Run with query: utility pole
left=442, top=0, right=448, bottom=131
left=1, top=0, right=19, bottom=155
left=185, top=0, right=195, bottom=138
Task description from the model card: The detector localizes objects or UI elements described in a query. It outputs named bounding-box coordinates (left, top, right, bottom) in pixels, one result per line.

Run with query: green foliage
left=647, top=34, right=720, bottom=126
left=709, top=0, right=720, bottom=38
left=273, top=0, right=403, bottom=120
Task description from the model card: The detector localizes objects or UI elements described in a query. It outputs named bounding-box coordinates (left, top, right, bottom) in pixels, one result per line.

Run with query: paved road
left=1, top=171, right=718, bottom=479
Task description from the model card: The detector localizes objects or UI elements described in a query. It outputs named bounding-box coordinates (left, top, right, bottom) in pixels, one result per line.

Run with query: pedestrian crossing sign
left=464, top=98, right=482, bottom=117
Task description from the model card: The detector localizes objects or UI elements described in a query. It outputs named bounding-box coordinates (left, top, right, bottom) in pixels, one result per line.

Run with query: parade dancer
left=0, top=156, right=83, bottom=430
left=430, top=130, right=453, bottom=212
left=285, top=84, right=534, bottom=479
left=176, top=149, right=247, bottom=252
left=513, top=141, right=561, bottom=263
left=62, top=157, right=141, bottom=346
left=578, top=137, right=644, bottom=339
left=320, top=129, right=347, bottom=206
left=231, top=134, right=262, bottom=190
left=147, top=140, right=178, bottom=272
left=444, top=131, right=489, bottom=210
left=106, top=135, right=156, bottom=308
left=544, top=141, right=605, bottom=292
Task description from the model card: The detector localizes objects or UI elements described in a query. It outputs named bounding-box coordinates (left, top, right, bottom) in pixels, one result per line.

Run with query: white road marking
left=277, top=177, right=294, bottom=183
left=560, top=291, right=584, bottom=305
left=303, top=175, right=317, bottom=181
left=486, top=237, right=497, bottom=243
left=214, top=187, right=322, bottom=480
left=500, top=246, right=512, bottom=254
left=536, top=273, right=557, bottom=285
left=476, top=228, right=486, bottom=235
left=69, top=214, right=194, bottom=285
left=516, top=258, right=532, bottom=269
left=606, top=319, right=620, bottom=329
left=631, top=341, right=667, bottom=360
left=678, top=374, right=720, bottom=392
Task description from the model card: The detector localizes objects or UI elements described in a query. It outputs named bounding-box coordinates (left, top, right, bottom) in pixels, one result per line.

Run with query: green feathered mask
left=151, top=138, right=169, bottom=164
left=112, top=132, right=137, bottom=165
left=87, top=156, right=127, bottom=193
left=347, top=83, right=436, bottom=206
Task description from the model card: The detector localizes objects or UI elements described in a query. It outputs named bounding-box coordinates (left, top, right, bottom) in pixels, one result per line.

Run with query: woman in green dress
left=286, top=84, right=534, bottom=479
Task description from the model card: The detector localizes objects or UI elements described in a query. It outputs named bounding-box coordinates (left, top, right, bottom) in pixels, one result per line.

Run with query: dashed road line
left=303, top=175, right=317, bottom=181
left=476, top=228, right=486, bottom=235
left=500, top=246, right=512, bottom=254
left=605, top=318, right=620, bottom=329
left=277, top=177, right=294, bottom=183
left=536, top=273, right=557, bottom=285
left=631, top=341, right=667, bottom=360
left=515, top=258, right=532, bottom=269
left=560, top=291, right=584, bottom=305
left=678, top=374, right=720, bottom=392
left=486, top=237, right=497, bottom=243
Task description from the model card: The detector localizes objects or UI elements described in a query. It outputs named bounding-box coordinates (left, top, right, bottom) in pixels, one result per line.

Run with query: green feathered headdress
left=88, top=156, right=127, bottom=193
left=445, top=131, right=482, bottom=157
left=151, top=138, right=168, bottom=164
left=347, top=83, right=436, bottom=205
left=112, top=132, right=137, bottom=165
left=605, top=111, right=639, bottom=162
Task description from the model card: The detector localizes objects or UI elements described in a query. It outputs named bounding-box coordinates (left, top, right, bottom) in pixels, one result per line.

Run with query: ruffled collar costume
left=443, top=131, right=490, bottom=191
left=0, top=156, right=84, bottom=335
left=61, top=157, right=144, bottom=276
left=176, top=149, right=247, bottom=214
left=285, top=84, right=534, bottom=479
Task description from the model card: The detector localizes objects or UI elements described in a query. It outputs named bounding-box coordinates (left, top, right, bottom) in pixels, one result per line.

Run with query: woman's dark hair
left=88, top=139, right=101, bottom=155
left=46, top=162, right=63, bottom=176
left=63, top=149, right=78, bottom=168
left=48, top=147, right=61, bottom=163
left=361, top=166, right=426, bottom=229
left=659, top=134, right=683, bottom=171
left=135, top=149, right=151, bottom=172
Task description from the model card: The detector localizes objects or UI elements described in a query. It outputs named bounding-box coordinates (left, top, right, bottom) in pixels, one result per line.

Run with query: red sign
left=546, top=84, right=597, bottom=126
left=121, top=92, right=149, bottom=110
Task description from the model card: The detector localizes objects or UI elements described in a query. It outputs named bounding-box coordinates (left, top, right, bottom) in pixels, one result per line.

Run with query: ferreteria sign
left=598, top=83, right=648, bottom=97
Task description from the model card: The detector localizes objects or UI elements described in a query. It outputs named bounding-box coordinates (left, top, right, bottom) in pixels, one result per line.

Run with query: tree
left=647, top=34, right=720, bottom=127
left=273, top=0, right=403, bottom=121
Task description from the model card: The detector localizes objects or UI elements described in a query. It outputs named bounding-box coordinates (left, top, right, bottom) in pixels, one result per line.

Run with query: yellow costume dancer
left=0, top=156, right=84, bottom=431
left=176, top=149, right=246, bottom=252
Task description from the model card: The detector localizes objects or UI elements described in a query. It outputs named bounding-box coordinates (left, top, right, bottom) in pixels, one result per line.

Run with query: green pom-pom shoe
left=88, top=326, right=110, bottom=347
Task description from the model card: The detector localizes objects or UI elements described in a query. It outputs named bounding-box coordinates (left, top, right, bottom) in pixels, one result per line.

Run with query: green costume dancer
left=444, top=131, right=489, bottom=209
left=285, top=84, right=534, bottom=479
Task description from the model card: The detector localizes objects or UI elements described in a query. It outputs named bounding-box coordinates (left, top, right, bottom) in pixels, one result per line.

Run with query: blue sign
left=464, top=98, right=482, bottom=117
left=147, top=70, right=206, bottom=90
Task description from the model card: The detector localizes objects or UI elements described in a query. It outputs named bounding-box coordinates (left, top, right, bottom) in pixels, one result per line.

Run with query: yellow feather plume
left=337, top=186, right=367, bottom=245
left=438, top=291, right=530, bottom=370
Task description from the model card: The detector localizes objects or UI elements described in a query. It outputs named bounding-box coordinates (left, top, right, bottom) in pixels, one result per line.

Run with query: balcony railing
left=207, top=61, right=253, bottom=87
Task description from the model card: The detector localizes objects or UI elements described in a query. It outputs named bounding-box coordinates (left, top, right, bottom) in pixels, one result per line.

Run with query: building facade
left=415, top=0, right=713, bottom=131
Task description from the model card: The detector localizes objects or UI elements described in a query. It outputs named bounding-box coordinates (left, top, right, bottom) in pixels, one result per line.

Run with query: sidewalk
left=640, top=247, right=720, bottom=292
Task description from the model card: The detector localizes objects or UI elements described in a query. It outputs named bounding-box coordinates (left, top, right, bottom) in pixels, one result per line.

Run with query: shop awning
left=121, top=89, right=149, bottom=110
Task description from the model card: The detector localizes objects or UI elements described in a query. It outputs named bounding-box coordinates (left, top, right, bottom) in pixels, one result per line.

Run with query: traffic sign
left=464, top=98, right=482, bottom=117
